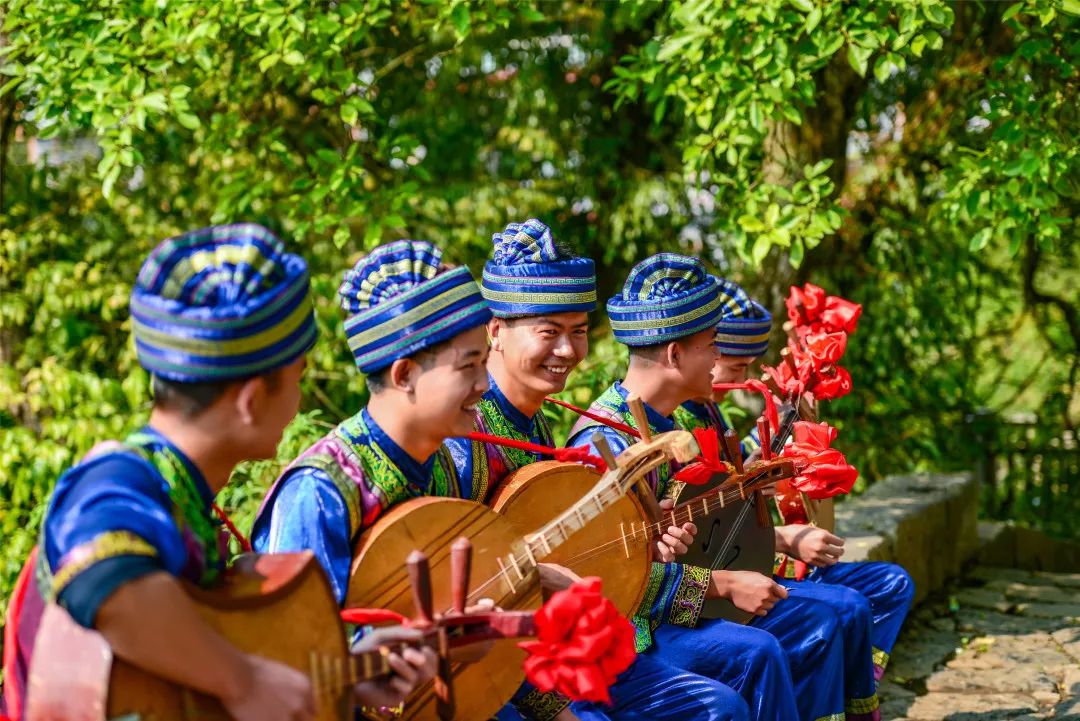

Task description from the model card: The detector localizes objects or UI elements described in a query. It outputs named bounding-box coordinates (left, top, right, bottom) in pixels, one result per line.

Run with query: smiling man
left=447, top=226, right=752, bottom=721
left=251, top=239, right=492, bottom=613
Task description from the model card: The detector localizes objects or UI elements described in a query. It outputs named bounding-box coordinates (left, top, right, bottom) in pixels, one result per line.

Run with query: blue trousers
left=568, top=652, right=750, bottom=721
left=781, top=580, right=879, bottom=719
left=802, top=561, right=915, bottom=682
left=648, top=618, right=798, bottom=721
left=749, top=594, right=847, bottom=721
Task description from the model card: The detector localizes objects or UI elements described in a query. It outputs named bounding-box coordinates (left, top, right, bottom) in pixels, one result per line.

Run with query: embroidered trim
left=517, top=689, right=570, bottom=721
left=872, top=646, right=890, bottom=670
left=52, top=531, right=158, bottom=595
left=811, top=715, right=845, bottom=721
left=846, top=693, right=880, bottom=714
left=667, top=564, right=710, bottom=628
left=631, top=563, right=667, bottom=651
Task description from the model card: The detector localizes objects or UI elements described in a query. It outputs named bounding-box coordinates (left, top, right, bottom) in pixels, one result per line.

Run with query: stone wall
left=833, top=472, right=980, bottom=604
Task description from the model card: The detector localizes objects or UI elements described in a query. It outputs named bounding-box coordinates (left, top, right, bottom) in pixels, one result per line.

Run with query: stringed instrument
left=25, top=551, right=536, bottom=721
left=492, top=448, right=796, bottom=624
left=344, top=426, right=698, bottom=721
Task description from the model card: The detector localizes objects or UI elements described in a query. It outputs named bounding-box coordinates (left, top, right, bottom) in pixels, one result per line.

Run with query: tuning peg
left=724, top=430, right=745, bottom=475
left=626, top=393, right=653, bottom=443
left=450, top=537, right=472, bottom=615
left=756, top=416, right=772, bottom=460
left=591, top=432, right=618, bottom=470
left=406, top=550, right=434, bottom=625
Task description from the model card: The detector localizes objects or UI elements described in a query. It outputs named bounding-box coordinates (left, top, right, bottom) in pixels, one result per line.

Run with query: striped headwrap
left=714, top=278, right=772, bottom=357
left=130, top=223, right=317, bottom=383
left=481, top=219, right=597, bottom=317
left=607, top=253, right=724, bottom=346
left=339, top=240, right=492, bottom=374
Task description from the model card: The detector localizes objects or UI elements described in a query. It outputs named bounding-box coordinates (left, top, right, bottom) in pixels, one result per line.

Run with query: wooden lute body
left=26, top=554, right=349, bottom=721
left=345, top=429, right=698, bottom=721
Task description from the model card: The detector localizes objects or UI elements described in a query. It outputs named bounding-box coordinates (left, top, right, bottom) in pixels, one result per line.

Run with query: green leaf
left=451, top=3, right=471, bottom=37
left=847, top=43, right=872, bottom=77
left=805, top=7, right=822, bottom=33
left=873, top=55, right=893, bottom=83
left=176, top=112, right=200, bottom=130
left=910, top=35, right=927, bottom=57
left=657, top=32, right=699, bottom=62
left=1001, top=2, right=1024, bottom=21
left=789, top=238, right=805, bottom=267
left=259, top=53, right=280, bottom=72
left=968, top=227, right=992, bottom=252
left=751, top=235, right=772, bottom=265
left=818, top=33, right=845, bottom=58
left=282, top=50, right=304, bottom=66
left=789, top=0, right=815, bottom=14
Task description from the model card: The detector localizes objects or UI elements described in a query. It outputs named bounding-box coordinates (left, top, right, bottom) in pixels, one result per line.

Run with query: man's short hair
left=152, top=370, right=281, bottom=418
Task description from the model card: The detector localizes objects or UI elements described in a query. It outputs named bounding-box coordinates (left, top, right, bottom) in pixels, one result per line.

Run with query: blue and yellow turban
left=607, top=253, right=724, bottom=346
left=713, top=278, right=772, bottom=357
left=130, top=223, right=317, bottom=383
left=480, top=219, right=597, bottom=318
left=339, top=240, right=492, bottom=374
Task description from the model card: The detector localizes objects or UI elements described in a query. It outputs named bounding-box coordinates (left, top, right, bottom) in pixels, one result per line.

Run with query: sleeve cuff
left=52, top=530, right=159, bottom=597
left=56, top=554, right=163, bottom=628
left=514, top=688, right=571, bottom=721
left=664, top=564, right=710, bottom=629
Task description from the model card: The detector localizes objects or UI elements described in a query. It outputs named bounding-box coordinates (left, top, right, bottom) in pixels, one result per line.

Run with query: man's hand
left=775, top=524, right=845, bottom=567
left=222, top=654, right=316, bottom=721
left=708, top=570, right=788, bottom=617
left=538, top=562, right=583, bottom=597
left=349, top=627, right=439, bottom=710
left=654, top=498, right=697, bottom=563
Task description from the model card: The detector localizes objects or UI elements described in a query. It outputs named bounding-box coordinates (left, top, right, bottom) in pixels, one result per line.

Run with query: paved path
left=880, top=566, right=1080, bottom=720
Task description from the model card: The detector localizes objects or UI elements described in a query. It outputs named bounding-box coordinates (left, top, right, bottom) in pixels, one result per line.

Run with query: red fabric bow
left=804, top=331, right=848, bottom=367
left=780, top=421, right=858, bottom=499
left=811, top=365, right=852, bottom=401
left=519, top=577, right=636, bottom=705
left=673, top=427, right=729, bottom=486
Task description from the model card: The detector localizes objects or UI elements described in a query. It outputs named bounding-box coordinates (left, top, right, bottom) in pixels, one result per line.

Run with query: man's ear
left=488, top=318, right=505, bottom=352
left=387, top=357, right=418, bottom=393
left=665, top=340, right=681, bottom=369
left=234, top=377, right=263, bottom=425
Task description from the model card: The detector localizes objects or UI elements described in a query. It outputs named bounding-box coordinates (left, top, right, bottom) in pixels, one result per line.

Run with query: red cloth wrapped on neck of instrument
left=673, top=427, right=729, bottom=485
left=804, top=330, right=848, bottom=368
left=811, top=365, right=852, bottom=401
left=519, top=577, right=636, bottom=705
left=339, top=608, right=411, bottom=626
left=821, top=295, right=861, bottom=334
left=781, top=421, right=858, bottom=499
left=786, top=283, right=826, bottom=326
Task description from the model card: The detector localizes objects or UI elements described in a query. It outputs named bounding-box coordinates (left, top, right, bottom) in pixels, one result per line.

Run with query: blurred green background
left=1, top=0, right=1077, bottom=633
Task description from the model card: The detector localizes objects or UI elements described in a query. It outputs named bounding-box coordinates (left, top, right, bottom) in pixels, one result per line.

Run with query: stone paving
left=880, top=566, right=1080, bottom=720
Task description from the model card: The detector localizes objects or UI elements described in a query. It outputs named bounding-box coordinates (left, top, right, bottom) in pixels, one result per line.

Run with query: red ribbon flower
left=811, top=365, right=852, bottom=401
left=822, top=295, right=862, bottom=335
left=673, top=427, right=729, bottom=486
left=519, top=577, right=636, bottom=705
left=781, top=421, right=858, bottom=499
left=787, top=282, right=827, bottom=326
left=804, top=331, right=848, bottom=368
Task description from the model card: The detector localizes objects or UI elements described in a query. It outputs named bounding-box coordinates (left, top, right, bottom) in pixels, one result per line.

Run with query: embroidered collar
left=485, top=374, right=540, bottom=437
left=352, top=408, right=437, bottom=491
left=140, top=425, right=215, bottom=508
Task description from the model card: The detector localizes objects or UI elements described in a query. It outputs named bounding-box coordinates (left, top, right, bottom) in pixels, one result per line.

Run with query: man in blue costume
left=567, top=253, right=850, bottom=721
left=1, top=225, right=436, bottom=721
left=447, top=220, right=791, bottom=721
left=675, top=277, right=914, bottom=698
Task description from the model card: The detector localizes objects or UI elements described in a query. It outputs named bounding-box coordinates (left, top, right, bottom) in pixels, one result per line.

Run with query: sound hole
left=701, top=518, right=742, bottom=570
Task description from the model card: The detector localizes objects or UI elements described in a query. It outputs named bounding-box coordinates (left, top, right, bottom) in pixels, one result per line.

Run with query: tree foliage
left=1, top=0, right=1077, bottom=634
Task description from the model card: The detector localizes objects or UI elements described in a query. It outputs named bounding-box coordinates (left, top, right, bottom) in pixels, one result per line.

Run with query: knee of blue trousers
left=891, top=563, right=916, bottom=607
left=746, top=626, right=788, bottom=677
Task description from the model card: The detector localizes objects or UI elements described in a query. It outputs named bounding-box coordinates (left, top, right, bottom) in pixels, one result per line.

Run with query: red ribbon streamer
left=543, top=396, right=642, bottom=439
left=465, top=431, right=608, bottom=472
left=712, top=380, right=780, bottom=434
left=2, top=547, right=37, bottom=720
left=212, top=503, right=253, bottom=553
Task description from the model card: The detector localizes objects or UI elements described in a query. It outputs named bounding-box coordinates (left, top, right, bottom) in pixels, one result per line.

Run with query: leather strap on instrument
left=464, top=431, right=608, bottom=472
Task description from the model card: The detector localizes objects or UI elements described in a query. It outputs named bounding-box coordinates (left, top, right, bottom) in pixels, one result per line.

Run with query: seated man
left=446, top=219, right=752, bottom=721
left=676, top=277, right=914, bottom=697
left=568, top=254, right=850, bottom=721
left=1, top=225, right=435, bottom=721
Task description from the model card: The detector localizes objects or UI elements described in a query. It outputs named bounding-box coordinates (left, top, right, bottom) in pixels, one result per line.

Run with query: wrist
left=707, top=570, right=731, bottom=600
left=774, top=525, right=792, bottom=555
left=217, top=652, right=256, bottom=706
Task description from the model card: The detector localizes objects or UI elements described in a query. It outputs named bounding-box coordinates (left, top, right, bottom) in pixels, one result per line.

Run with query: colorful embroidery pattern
left=667, top=564, right=711, bottom=629
left=845, top=693, right=881, bottom=714
left=51, top=531, right=158, bottom=597
left=517, top=688, right=571, bottom=721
